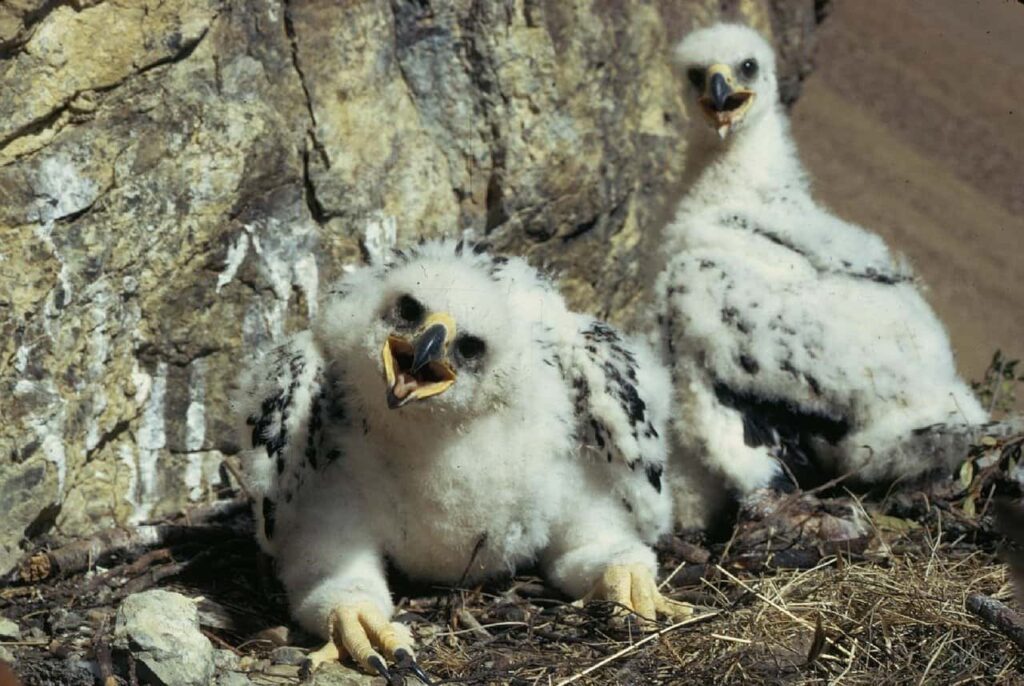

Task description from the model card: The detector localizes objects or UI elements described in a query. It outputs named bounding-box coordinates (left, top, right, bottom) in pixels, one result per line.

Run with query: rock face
left=0, top=0, right=826, bottom=573
left=114, top=589, right=215, bottom=686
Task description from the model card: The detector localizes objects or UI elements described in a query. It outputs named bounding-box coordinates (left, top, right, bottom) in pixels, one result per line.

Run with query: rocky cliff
left=0, top=0, right=825, bottom=575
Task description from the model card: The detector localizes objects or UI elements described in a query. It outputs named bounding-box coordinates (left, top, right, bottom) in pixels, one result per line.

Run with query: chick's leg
left=542, top=505, right=693, bottom=625
left=276, top=509, right=431, bottom=683
left=315, top=603, right=429, bottom=683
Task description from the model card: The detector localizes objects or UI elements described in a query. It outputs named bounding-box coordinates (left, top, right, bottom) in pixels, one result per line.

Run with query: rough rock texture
left=114, top=589, right=215, bottom=686
left=0, top=0, right=826, bottom=574
left=307, top=664, right=382, bottom=686
left=0, top=616, right=19, bottom=640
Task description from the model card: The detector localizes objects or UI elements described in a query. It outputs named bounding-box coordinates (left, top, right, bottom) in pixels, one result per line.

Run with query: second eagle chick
left=655, top=24, right=991, bottom=530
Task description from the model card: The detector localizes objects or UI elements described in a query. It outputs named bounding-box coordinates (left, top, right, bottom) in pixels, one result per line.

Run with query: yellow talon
left=306, top=602, right=422, bottom=682
left=586, top=563, right=694, bottom=624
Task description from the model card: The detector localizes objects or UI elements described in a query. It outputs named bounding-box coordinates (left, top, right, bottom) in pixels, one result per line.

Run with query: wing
left=234, top=330, right=336, bottom=551
left=556, top=316, right=673, bottom=542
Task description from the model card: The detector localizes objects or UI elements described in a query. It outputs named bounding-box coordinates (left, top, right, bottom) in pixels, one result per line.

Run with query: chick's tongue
left=392, top=372, right=419, bottom=400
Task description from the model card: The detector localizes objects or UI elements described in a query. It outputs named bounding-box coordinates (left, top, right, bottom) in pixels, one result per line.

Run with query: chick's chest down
left=344, top=375, right=578, bottom=583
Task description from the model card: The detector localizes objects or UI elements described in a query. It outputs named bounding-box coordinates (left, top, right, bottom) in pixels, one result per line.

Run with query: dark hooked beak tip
left=386, top=388, right=405, bottom=409
left=709, top=72, right=732, bottom=112
left=410, top=323, right=448, bottom=373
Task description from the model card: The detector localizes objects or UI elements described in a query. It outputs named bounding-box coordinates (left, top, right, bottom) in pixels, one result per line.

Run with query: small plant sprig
left=971, top=349, right=1023, bottom=416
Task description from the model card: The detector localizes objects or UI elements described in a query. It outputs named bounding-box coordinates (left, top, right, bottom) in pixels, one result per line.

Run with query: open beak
left=698, top=64, right=755, bottom=139
left=382, top=312, right=457, bottom=409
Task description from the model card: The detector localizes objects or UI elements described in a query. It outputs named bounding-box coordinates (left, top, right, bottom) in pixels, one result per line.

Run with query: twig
left=92, top=617, right=117, bottom=686
left=710, top=633, right=752, bottom=644
left=529, top=628, right=614, bottom=655
left=17, top=520, right=244, bottom=582
left=433, top=621, right=530, bottom=637
left=555, top=611, right=720, bottom=685
left=218, top=457, right=253, bottom=501
left=455, top=608, right=493, bottom=639
left=917, top=629, right=954, bottom=686
left=117, top=558, right=193, bottom=598
left=965, top=593, right=1024, bottom=649
left=658, top=559, right=688, bottom=591
left=84, top=548, right=174, bottom=592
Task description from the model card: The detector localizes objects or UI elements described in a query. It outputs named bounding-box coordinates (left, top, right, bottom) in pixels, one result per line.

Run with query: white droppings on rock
left=17, top=378, right=68, bottom=496
left=216, top=231, right=251, bottom=293
left=13, top=343, right=33, bottom=375
left=293, top=252, right=319, bottom=319
left=136, top=362, right=168, bottom=520
left=13, top=379, right=36, bottom=396
left=84, top=389, right=108, bottom=453
left=132, top=360, right=153, bottom=406
left=363, top=212, right=397, bottom=266
left=232, top=216, right=319, bottom=347
left=84, top=284, right=112, bottom=452
left=28, top=152, right=106, bottom=337
left=248, top=217, right=318, bottom=305
left=119, top=442, right=141, bottom=520
left=184, top=359, right=207, bottom=501
left=39, top=433, right=67, bottom=496
left=29, top=153, right=102, bottom=228
left=185, top=360, right=207, bottom=452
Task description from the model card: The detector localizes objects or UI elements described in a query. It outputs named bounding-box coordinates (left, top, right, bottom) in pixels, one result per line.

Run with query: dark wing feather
left=712, top=382, right=850, bottom=491
left=558, top=317, right=670, bottom=490
left=235, top=331, right=331, bottom=543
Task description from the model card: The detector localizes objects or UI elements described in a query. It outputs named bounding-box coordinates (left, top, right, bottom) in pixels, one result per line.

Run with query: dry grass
left=2, top=434, right=1022, bottom=685
left=405, top=531, right=1022, bottom=685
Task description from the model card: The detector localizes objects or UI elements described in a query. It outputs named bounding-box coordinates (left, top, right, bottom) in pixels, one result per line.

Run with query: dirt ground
left=790, top=0, right=1024, bottom=411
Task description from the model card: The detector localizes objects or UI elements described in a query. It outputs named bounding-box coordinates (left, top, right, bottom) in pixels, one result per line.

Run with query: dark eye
left=740, top=58, right=758, bottom=80
left=455, top=335, right=486, bottom=360
left=686, top=67, right=706, bottom=90
left=395, top=295, right=424, bottom=324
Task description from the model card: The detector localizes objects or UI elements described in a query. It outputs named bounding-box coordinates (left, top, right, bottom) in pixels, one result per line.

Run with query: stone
left=48, top=609, right=86, bottom=632
left=269, top=645, right=306, bottom=665
left=213, top=648, right=241, bottom=672
left=308, top=663, right=383, bottom=686
left=264, top=663, right=301, bottom=677
left=25, top=626, right=47, bottom=641
left=0, top=617, right=20, bottom=641
left=114, top=590, right=214, bottom=686
left=0, top=0, right=827, bottom=572
left=216, top=672, right=253, bottom=686
left=237, top=655, right=267, bottom=672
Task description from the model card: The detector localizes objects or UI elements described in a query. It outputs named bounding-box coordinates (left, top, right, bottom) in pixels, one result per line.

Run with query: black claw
left=395, top=648, right=434, bottom=685
left=368, top=655, right=392, bottom=681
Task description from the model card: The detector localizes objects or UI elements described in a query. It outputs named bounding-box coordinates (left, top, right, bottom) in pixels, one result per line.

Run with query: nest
left=2, top=435, right=1022, bottom=685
